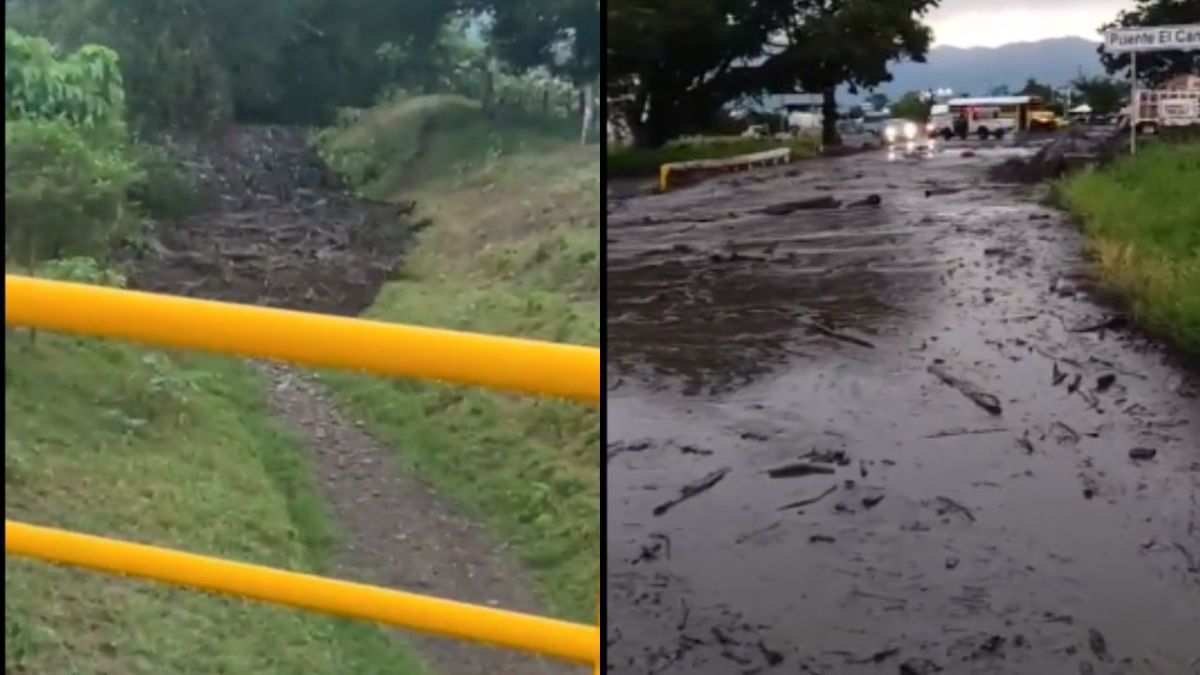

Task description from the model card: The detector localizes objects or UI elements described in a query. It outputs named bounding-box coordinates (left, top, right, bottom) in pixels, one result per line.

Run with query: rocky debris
left=766, top=462, right=836, bottom=478
left=121, top=125, right=419, bottom=316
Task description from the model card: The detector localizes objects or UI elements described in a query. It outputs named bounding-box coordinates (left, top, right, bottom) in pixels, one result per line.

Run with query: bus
left=931, top=96, right=1044, bottom=140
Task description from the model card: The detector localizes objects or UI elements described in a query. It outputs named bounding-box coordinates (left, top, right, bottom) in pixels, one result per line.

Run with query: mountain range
left=847, top=36, right=1110, bottom=102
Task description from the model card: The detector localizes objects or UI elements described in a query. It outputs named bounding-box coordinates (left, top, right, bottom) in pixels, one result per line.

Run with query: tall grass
left=1059, top=142, right=1200, bottom=354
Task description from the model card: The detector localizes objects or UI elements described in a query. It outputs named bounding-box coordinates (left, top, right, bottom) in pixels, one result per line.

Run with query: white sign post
left=1104, top=23, right=1200, bottom=155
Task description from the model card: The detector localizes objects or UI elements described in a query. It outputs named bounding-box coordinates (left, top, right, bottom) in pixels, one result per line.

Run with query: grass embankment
left=606, top=134, right=819, bottom=177
left=1059, top=142, right=1200, bottom=355
left=316, top=95, right=600, bottom=622
left=5, top=335, right=427, bottom=674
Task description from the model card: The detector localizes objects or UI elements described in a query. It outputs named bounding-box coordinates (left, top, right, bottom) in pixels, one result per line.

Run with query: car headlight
left=904, top=122, right=918, bottom=139
left=884, top=126, right=897, bottom=142
left=926, top=122, right=935, bottom=132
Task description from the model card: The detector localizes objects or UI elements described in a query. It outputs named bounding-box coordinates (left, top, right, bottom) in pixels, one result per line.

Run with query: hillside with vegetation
left=5, top=1, right=598, bottom=672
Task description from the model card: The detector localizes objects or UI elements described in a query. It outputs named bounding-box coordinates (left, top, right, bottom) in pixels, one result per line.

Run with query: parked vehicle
left=1121, top=76, right=1200, bottom=134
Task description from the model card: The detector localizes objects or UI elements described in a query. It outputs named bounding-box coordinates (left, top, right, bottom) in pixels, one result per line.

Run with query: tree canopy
left=8, top=0, right=598, bottom=133
left=607, top=0, right=938, bottom=147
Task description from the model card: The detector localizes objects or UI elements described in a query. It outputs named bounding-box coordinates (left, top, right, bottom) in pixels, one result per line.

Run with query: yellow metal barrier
left=6, top=521, right=598, bottom=665
left=4, top=274, right=601, bottom=671
left=5, top=275, right=599, bottom=404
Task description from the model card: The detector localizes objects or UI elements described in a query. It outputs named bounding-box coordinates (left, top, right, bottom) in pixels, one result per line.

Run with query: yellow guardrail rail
left=5, top=275, right=600, bottom=404
left=4, top=274, right=601, bottom=672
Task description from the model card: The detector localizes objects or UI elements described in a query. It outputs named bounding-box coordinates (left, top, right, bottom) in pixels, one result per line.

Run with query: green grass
left=5, top=333, right=428, bottom=675
left=316, top=96, right=600, bottom=622
left=1059, top=142, right=1200, bottom=354
left=606, top=134, right=820, bottom=177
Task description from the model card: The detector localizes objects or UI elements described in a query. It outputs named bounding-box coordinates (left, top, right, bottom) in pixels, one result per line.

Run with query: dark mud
left=606, top=142, right=1200, bottom=674
left=120, top=125, right=419, bottom=316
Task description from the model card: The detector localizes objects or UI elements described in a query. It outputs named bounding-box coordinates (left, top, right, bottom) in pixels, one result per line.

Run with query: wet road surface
left=606, top=145, right=1200, bottom=674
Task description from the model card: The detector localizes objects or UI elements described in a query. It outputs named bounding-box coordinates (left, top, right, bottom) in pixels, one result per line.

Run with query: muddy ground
left=606, top=141, right=1199, bottom=674
left=121, top=125, right=578, bottom=675
left=121, top=125, right=418, bottom=315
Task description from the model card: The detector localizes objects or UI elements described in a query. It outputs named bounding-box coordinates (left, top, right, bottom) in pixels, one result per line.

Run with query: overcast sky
left=927, top=0, right=1135, bottom=48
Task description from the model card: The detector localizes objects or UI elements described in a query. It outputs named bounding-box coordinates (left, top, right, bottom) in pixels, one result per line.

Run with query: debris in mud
left=608, top=440, right=651, bottom=462
left=899, top=656, right=943, bottom=674
left=806, top=321, right=876, bottom=349
left=1128, top=447, right=1157, bottom=461
left=975, top=635, right=1006, bottom=657
left=741, top=431, right=771, bottom=442
left=631, top=533, right=672, bottom=565
left=809, top=534, right=836, bottom=544
left=799, top=448, right=852, bottom=466
left=1095, top=373, right=1117, bottom=392
left=1087, top=628, right=1111, bottom=662
left=926, top=427, right=1007, bottom=439
left=1051, top=421, right=1081, bottom=445
left=1069, top=314, right=1128, bottom=333
left=1175, top=541, right=1200, bottom=573
left=766, top=462, right=836, bottom=478
left=861, top=494, right=885, bottom=509
left=735, top=521, right=782, bottom=545
left=653, top=467, right=731, bottom=516
left=924, top=187, right=961, bottom=197
left=935, top=496, right=977, bottom=522
left=848, top=194, right=882, bottom=207
left=759, top=196, right=841, bottom=215
left=945, top=556, right=960, bottom=569
left=680, top=444, right=714, bottom=456
left=1016, top=432, right=1036, bottom=454
left=779, top=484, right=838, bottom=510
left=928, top=364, right=1003, bottom=416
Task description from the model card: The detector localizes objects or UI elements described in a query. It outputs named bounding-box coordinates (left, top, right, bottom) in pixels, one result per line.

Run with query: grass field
left=606, top=134, right=820, bottom=177
left=315, top=95, right=600, bottom=622
left=1059, top=142, right=1200, bottom=355
left=5, top=334, right=427, bottom=675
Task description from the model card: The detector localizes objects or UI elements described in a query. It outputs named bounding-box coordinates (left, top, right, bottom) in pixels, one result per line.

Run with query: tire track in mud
left=126, top=125, right=578, bottom=675
left=607, top=144, right=1200, bottom=674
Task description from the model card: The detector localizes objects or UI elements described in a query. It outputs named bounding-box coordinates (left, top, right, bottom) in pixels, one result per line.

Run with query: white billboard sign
left=1105, top=24, right=1200, bottom=53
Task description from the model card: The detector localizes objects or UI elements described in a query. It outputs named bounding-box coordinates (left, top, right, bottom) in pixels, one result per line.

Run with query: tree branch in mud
left=653, top=468, right=730, bottom=516
left=927, top=364, right=1003, bottom=416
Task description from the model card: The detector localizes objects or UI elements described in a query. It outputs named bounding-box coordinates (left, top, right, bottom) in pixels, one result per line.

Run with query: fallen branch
left=779, top=484, right=839, bottom=510
left=928, top=364, right=1003, bottom=416
left=653, top=468, right=731, bottom=516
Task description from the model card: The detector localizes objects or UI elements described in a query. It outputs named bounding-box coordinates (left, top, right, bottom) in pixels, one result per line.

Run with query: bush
left=5, top=118, right=144, bottom=267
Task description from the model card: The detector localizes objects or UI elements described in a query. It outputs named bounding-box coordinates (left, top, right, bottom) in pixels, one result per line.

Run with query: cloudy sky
left=927, top=0, right=1135, bottom=47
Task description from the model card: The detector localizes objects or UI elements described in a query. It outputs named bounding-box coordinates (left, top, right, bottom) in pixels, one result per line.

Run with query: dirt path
left=126, top=125, right=579, bottom=675
left=607, top=142, right=1199, bottom=674
left=262, top=365, right=575, bottom=675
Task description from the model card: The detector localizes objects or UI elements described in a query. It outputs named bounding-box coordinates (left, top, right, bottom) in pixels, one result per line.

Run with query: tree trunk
left=580, top=83, right=594, bottom=145
left=822, top=88, right=840, bottom=148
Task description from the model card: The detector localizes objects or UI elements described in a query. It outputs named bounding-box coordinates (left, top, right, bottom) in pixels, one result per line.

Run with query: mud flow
left=120, top=125, right=415, bottom=314
left=606, top=143, right=1199, bottom=674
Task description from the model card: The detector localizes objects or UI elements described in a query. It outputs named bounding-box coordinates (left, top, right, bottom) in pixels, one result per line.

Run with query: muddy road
left=606, top=145, right=1200, bottom=674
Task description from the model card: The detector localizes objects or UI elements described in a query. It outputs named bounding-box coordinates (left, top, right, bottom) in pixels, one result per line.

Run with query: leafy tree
left=1071, top=75, right=1125, bottom=115
left=766, top=0, right=937, bottom=145
left=5, top=30, right=142, bottom=269
left=1018, top=78, right=1055, bottom=102
left=1099, top=0, right=1200, bottom=87
left=607, top=0, right=937, bottom=148
left=891, top=91, right=928, bottom=120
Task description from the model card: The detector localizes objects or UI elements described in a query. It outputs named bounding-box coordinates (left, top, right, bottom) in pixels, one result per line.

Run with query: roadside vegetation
left=1059, top=142, right=1200, bottom=355
left=6, top=0, right=598, bottom=670
left=607, top=134, right=819, bottom=177
left=316, top=95, right=600, bottom=621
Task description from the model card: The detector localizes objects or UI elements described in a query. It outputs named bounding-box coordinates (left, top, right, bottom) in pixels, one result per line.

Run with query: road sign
left=1104, top=24, right=1200, bottom=53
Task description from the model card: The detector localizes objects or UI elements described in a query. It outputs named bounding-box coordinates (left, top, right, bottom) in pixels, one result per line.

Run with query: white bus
left=932, top=96, right=1040, bottom=140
